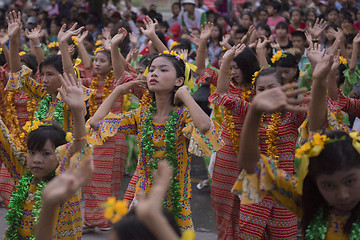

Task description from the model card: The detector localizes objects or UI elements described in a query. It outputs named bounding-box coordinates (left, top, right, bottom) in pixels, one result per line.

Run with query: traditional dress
left=235, top=154, right=353, bottom=240
left=89, top=103, right=223, bottom=231
left=81, top=68, right=142, bottom=228
left=0, top=116, right=92, bottom=239
left=201, top=67, right=249, bottom=240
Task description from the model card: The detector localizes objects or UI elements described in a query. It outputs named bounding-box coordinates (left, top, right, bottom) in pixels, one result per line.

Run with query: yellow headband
left=271, top=51, right=286, bottom=64
left=143, top=50, right=197, bottom=90
left=295, top=132, right=360, bottom=195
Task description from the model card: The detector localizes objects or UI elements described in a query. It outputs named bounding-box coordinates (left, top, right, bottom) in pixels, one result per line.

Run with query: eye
left=28, top=150, right=35, bottom=155
left=149, top=68, right=155, bottom=72
left=345, top=178, right=356, bottom=186
left=161, top=69, right=168, bottom=72
left=321, top=183, right=335, bottom=190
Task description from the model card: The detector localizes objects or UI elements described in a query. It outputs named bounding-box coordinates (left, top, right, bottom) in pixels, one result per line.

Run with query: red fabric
left=288, top=22, right=306, bottom=34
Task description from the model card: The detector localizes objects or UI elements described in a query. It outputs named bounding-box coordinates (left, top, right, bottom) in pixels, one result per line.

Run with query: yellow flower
left=114, top=200, right=128, bottom=216
left=169, top=41, right=178, bottom=50
left=93, top=47, right=102, bottom=55
left=312, top=133, right=329, bottom=148
left=104, top=208, right=114, bottom=220
left=295, top=142, right=311, bottom=158
left=106, top=196, right=117, bottom=205
left=222, top=46, right=227, bottom=50
left=339, top=56, right=347, bottom=65
left=71, top=36, right=78, bottom=46
left=163, top=50, right=170, bottom=55
left=271, top=51, right=282, bottom=63
left=19, top=51, right=26, bottom=56
left=23, top=121, right=31, bottom=132
left=111, top=213, right=122, bottom=223
left=65, top=132, right=73, bottom=142
left=0, top=48, right=2, bottom=54
left=309, top=144, right=324, bottom=157
left=95, top=40, right=103, bottom=46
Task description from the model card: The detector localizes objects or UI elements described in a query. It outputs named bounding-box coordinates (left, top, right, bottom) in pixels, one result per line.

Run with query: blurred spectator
left=181, top=0, right=207, bottom=32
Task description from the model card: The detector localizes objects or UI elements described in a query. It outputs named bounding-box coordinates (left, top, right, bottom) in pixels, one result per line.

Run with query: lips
left=149, top=79, right=158, bottom=84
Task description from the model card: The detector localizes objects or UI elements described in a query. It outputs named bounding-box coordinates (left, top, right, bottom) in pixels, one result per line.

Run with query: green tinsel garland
left=305, top=207, right=360, bottom=239
left=5, top=171, right=56, bottom=239
left=142, top=102, right=182, bottom=219
left=34, top=94, right=64, bottom=127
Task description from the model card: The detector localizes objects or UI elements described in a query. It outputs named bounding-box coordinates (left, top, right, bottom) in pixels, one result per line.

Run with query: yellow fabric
left=231, top=154, right=352, bottom=239
left=0, top=116, right=92, bottom=239
left=88, top=105, right=223, bottom=229
left=7, top=65, right=93, bottom=133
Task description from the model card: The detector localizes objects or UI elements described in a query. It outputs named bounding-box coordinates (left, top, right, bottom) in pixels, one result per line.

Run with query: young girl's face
left=327, top=10, right=338, bottom=24
left=41, top=65, right=62, bottom=94
left=211, top=26, right=220, bottom=40
left=94, top=52, right=111, bottom=75
left=291, top=11, right=302, bottom=24
left=325, top=28, right=335, bottom=41
left=27, top=140, right=58, bottom=181
left=136, top=65, right=147, bottom=81
left=147, top=57, right=183, bottom=93
left=241, top=14, right=252, bottom=28
left=316, top=168, right=360, bottom=211
left=230, top=60, right=243, bottom=87
left=255, top=75, right=281, bottom=94
left=275, top=27, right=287, bottom=38
left=276, top=66, right=297, bottom=83
left=258, top=10, right=268, bottom=23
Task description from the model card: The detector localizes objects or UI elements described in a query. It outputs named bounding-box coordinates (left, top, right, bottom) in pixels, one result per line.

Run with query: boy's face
left=292, top=36, right=306, bottom=51
left=327, top=10, right=338, bottom=24
left=27, top=140, right=58, bottom=181
left=316, top=168, right=360, bottom=211
left=41, top=65, right=62, bottom=94
left=275, top=27, right=287, bottom=38
left=172, top=4, right=180, bottom=16
left=234, top=33, right=245, bottom=45
left=183, top=3, right=195, bottom=13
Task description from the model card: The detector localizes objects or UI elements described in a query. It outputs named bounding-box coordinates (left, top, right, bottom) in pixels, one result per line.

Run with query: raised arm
left=76, top=30, right=92, bottom=69
left=239, top=84, right=307, bottom=172
left=216, top=44, right=246, bottom=94
left=349, top=33, right=360, bottom=75
left=140, top=16, right=168, bottom=53
left=58, top=23, right=84, bottom=78
left=174, top=86, right=211, bottom=134
left=256, top=37, right=270, bottom=69
left=25, top=25, right=45, bottom=64
left=58, top=73, right=86, bottom=153
left=7, top=10, right=23, bottom=73
left=195, top=22, right=213, bottom=75
left=309, top=41, right=339, bottom=131
left=327, top=53, right=340, bottom=101
left=111, top=27, right=127, bottom=80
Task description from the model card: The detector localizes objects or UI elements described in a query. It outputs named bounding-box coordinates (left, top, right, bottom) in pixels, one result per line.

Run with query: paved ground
left=0, top=156, right=217, bottom=239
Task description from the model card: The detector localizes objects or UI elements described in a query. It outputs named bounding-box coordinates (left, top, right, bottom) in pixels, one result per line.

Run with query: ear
left=175, top=76, right=184, bottom=87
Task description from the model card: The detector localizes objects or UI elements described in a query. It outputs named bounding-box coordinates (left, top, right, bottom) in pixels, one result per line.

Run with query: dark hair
left=138, top=53, right=158, bottom=68
left=172, top=38, right=192, bottom=52
left=172, top=2, right=180, bottom=8
left=148, top=54, right=187, bottom=106
left=291, top=30, right=306, bottom=41
left=114, top=208, right=181, bottom=240
left=95, top=50, right=112, bottom=63
left=241, top=12, right=254, bottom=22
left=21, top=54, right=38, bottom=74
left=235, top=26, right=249, bottom=35
left=290, top=8, right=303, bottom=18
left=326, top=6, right=339, bottom=16
left=301, top=131, right=360, bottom=235
left=0, top=53, right=6, bottom=66
left=275, top=53, right=300, bottom=81
left=337, top=63, right=347, bottom=87
left=269, top=1, right=281, bottom=13
left=275, top=21, right=288, bottom=31
left=27, top=125, right=67, bottom=151
left=254, top=67, right=284, bottom=87
left=234, top=48, right=260, bottom=85
left=39, top=54, right=63, bottom=74
left=211, top=23, right=223, bottom=43
left=256, top=23, right=271, bottom=37
left=155, top=31, right=167, bottom=47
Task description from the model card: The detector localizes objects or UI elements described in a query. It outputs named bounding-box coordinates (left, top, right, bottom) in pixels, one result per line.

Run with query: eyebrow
left=150, top=64, right=170, bottom=68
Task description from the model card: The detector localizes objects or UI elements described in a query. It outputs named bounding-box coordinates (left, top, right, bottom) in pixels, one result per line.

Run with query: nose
left=42, top=75, right=48, bottom=84
left=337, top=186, right=350, bottom=201
left=31, top=152, right=44, bottom=164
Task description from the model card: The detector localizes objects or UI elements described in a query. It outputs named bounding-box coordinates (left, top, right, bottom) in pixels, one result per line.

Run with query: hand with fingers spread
left=306, top=41, right=325, bottom=66
left=179, top=49, right=189, bottom=60
left=76, top=30, right=88, bottom=44
left=222, top=44, right=246, bottom=61
left=57, top=23, right=84, bottom=44
left=25, top=25, right=43, bottom=40
left=6, top=10, right=23, bottom=39
left=330, top=51, right=340, bottom=73
left=140, top=16, right=158, bottom=38
left=241, top=25, right=255, bottom=44
left=58, top=73, right=85, bottom=111
left=329, top=27, right=345, bottom=42
left=129, top=32, right=138, bottom=46
left=102, top=27, right=111, bottom=40
left=312, top=53, right=335, bottom=80
left=307, top=18, right=327, bottom=39
left=251, top=83, right=309, bottom=114
left=353, top=32, right=360, bottom=44
left=199, top=22, right=214, bottom=41
left=126, top=48, right=139, bottom=63
left=220, top=34, right=231, bottom=47
left=256, top=37, right=270, bottom=52
left=41, top=157, right=93, bottom=206
left=189, top=33, right=200, bottom=47
left=111, top=27, right=128, bottom=47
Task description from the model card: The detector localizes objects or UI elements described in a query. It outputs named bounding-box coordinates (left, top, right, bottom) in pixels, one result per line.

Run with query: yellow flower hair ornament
left=271, top=51, right=286, bottom=64
left=47, top=42, right=59, bottom=49
left=102, top=196, right=128, bottom=223
left=19, top=51, right=26, bottom=56
left=93, top=47, right=103, bottom=56
left=295, top=133, right=356, bottom=195
left=339, top=56, right=347, bottom=65
left=71, top=36, right=78, bottom=46
left=0, top=48, right=3, bottom=54
left=251, top=67, right=264, bottom=85
left=95, top=40, right=103, bottom=46
left=169, top=41, right=179, bottom=50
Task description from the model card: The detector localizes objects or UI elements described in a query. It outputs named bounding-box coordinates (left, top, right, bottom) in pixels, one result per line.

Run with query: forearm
left=147, top=33, right=168, bottom=52
left=181, top=93, right=211, bottom=134
left=309, top=76, right=327, bottom=131
left=256, top=49, right=269, bottom=69
left=59, top=41, right=75, bottom=77
left=9, top=37, right=22, bottom=73
left=216, top=59, right=231, bottom=93
left=35, top=201, right=57, bottom=240
left=142, top=215, right=179, bottom=240
left=90, top=86, right=124, bottom=128
left=71, top=106, right=86, bottom=152
left=238, top=106, right=261, bottom=172
left=340, top=42, right=347, bottom=60
left=111, top=45, right=125, bottom=80
left=327, top=70, right=338, bottom=101
left=31, top=39, right=45, bottom=65
left=77, top=43, right=91, bottom=69
left=195, top=40, right=207, bottom=75
left=350, top=44, right=359, bottom=74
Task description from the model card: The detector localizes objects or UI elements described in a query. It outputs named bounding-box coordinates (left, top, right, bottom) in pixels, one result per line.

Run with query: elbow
left=89, top=118, right=99, bottom=130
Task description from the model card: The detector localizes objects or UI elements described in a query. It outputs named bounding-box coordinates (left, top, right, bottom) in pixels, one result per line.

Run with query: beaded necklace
left=33, top=94, right=64, bottom=128
left=141, top=102, right=182, bottom=219
left=5, top=171, right=56, bottom=240
left=88, top=71, right=114, bottom=116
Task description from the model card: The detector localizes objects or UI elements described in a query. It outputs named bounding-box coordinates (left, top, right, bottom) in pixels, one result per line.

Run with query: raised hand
left=68, top=44, right=75, bottom=56
left=125, top=48, right=139, bottom=63
left=270, top=41, right=281, bottom=51
left=329, top=27, right=345, bottom=42
left=129, top=32, right=138, bottom=45
left=118, top=80, right=147, bottom=95
left=111, top=27, right=127, bottom=46
left=312, top=53, right=334, bottom=80
left=58, top=73, right=84, bottom=111
left=307, top=18, right=327, bottom=39
left=353, top=32, right=360, bottom=44
left=241, top=25, right=255, bottom=44
left=41, top=156, right=93, bottom=206
left=0, top=33, right=9, bottom=46
left=6, top=10, right=22, bottom=39
left=102, top=27, right=111, bottom=40
left=57, top=23, right=84, bottom=44
left=252, top=83, right=308, bottom=114
left=200, top=22, right=214, bottom=41
left=330, top=51, right=340, bottom=72
left=174, top=85, right=190, bottom=105
left=256, top=36, right=270, bottom=51
left=222, top=44, right=246, bottom=61
left=179, top=49, right=189, bottom=61
left=76, top=30, right=88, bottom=44
left=140, top=16, right=158, bottom=38
left=220, top=34, right=231, bottom=46
left=306, top=41, right=325, bottom=66
left=25, top=25, right=43, bottom=40
left=188, top=33, right=200, bottom=47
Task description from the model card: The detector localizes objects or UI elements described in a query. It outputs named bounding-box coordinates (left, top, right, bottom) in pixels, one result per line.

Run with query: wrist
left=249, top=101, right=264, bottom=117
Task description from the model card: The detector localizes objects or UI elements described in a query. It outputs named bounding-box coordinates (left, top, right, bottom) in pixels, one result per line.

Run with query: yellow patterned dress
left=89, top=104, right=223, bottom=231
left=0, top=116, right=92, bottom=239
left=233, top=154, right=352, bottom=240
